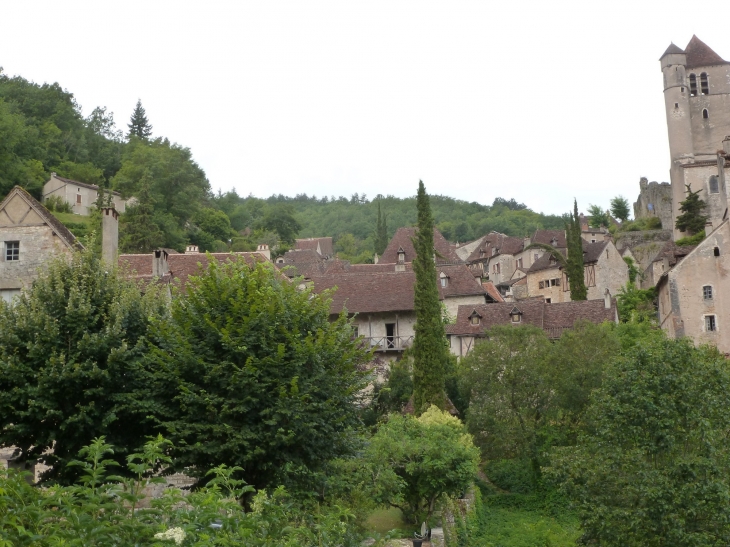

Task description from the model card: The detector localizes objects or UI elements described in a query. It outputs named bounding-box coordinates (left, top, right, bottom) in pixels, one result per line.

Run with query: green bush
left=675, top=231, right=705, bottom=246
left=484, top=459, right=535, bottom=494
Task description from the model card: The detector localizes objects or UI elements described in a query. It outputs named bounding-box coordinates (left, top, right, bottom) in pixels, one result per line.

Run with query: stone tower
left=660, top=36, right=730, bottom=238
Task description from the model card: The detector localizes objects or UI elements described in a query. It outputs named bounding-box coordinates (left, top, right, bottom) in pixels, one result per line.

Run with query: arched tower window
left=689, top=73, right=697, bottom=96
left=709, top=175, right=719, bottom=194
left=701, top=72, right=709, bottom=95
left=703, top=109, right=709, bottom=119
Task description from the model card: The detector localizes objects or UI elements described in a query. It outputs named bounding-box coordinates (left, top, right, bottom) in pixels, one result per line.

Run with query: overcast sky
left=1, top=1, right=727, bottom=215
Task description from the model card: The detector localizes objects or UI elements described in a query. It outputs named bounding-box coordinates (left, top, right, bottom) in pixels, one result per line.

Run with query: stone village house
left=43, top=173, right=127, bottom=215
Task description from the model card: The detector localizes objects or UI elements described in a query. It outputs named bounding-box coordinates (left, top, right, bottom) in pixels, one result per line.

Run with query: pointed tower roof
left=684, top=35, right=729, bottom=69
left=659, top=42, right=684, bottom=60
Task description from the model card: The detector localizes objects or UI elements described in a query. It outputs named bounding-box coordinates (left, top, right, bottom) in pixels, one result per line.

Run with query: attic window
left=469, top=310, right=482, bottom=326
left=440, top=272, right=449, bottom=287
left=703, top=109, right=709, bottom=119
left=689, top=73, right=697, bottom=96
left=710, top=175, right=719, bottom=194
left=397, top=247, right=405, bottom=264
left=701, top=72, right=709, bottom=95
left=509, top=306, right=523, bottom=323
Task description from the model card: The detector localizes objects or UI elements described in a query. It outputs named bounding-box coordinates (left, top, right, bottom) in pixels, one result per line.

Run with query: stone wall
left=634, top=178, right=673, bottom=229
left=615, top=229, right=673, bottom=272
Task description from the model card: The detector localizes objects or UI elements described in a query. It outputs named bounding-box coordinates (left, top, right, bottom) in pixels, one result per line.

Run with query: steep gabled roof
left=295, top=237, right=334, bottom=257
left=531, top=229, right=567, bottom=248
left=380, top=227, right=461, bottom=265
left=582, top=240, right=609, bottom=263
left=438, top=264, right=487, bottom=297
left=685, top=35, right=729, bottom=69
left=660, top=42, right=685, bottom=59
left=0, top=186, right=82, bottom=250
left=482, top=281, right=504, bottom=303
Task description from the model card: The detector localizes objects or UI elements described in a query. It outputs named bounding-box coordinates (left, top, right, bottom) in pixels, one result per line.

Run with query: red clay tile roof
left=482, top=281, right=504, bottom=302
left=380, top=227, right=461, bottom=265
left=465, top=232, right=520, bottom=262
left=295, top=237, right=334, bottom=257
left=582, top=240, right=609, bottom=263
left=438, top=264, right=487, bottom=297
left=527, top=249, right=566, bottom=273
left=118, top=254, right=152, bottom=276
left=531, top=229, right=566, bottom=248
left=166, top=252, right=268, bottom=290
left=685, top=35, right=729, bottom=69
left=447, top=299, right=617, bottom=336
left=311, top=271, right=441, bottom=314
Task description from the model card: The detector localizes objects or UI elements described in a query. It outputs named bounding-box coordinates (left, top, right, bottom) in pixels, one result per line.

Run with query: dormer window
left=397, top=247, right=405, bottom=264
left=492, top=248, right=497, bottom=256
left=550, top=237, right=558, bottom=246
left=469, top=309, right=482, bottom=326
left=509, top=306, right=523, bottom=323
left=440, top=271, right=449, bottom=288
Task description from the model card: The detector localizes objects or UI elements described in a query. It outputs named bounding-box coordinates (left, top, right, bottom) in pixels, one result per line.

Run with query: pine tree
left=675, top=184, right=708, bottom=235
left=411, top=180, right=448, bottom=414
left=566, top=199, right=587, bottom=300
left=127, top=99, right=153, bottom=139
left=120, top=172, right=164, bottom=252
left=374, top=200, right=388, bottom=255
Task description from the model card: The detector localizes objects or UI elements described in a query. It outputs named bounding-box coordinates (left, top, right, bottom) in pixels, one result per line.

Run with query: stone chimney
left=152, top=249, right=170, bottom=277
left=373, top=253, right=379, bottom=264
left=523, top=236, right=531, bottom=249
left=185, top=245, right=199, bottom=254
left=256, top=243, right=271, bottom=260
left=604, top=288, right=611, bottom=309
left=101, top=207, right=118, bottom=267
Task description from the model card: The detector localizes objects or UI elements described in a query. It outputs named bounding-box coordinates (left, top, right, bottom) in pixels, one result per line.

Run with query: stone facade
left=657, top=219, right=730, bottom=354
left=633, top=178, right=673, bottom=229
left=0, top=187, right=80, bottom=301
left=660, top=37, right=730, bottom=238
left=43, top=173, right=126, bottom=216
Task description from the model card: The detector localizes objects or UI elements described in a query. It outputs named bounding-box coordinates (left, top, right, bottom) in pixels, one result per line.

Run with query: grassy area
left=365, top=507, right=409, bottom=536
left=51, top=211, right=95, bottom=239
left=476, top=498, right=580, bottom=547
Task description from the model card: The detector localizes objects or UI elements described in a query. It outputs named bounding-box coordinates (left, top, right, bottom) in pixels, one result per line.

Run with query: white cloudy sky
left=1, top=1, right=727, bottom=215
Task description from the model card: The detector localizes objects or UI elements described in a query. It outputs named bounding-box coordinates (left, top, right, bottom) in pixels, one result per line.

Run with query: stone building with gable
left=0, top=186, right=82, bottom=302
left=43, top=173, right=127, bottom=216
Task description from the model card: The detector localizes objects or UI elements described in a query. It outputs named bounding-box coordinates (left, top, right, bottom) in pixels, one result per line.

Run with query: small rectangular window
left=545, top=298, right=551, bottom=304
left=539, top=281, right=545, bottom=289
left=709, top=176, right=719, bottom=194
left=76, top=194, right=82, bottom=204
left=703, top=285, right=713, bottom=300
left=5, top=241, right=19, bottom=261
left=706, top=315, right=717, bottom=332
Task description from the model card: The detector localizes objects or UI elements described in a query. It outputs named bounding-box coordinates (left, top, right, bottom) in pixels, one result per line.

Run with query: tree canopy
left=675, top=184, right=708, bottom=235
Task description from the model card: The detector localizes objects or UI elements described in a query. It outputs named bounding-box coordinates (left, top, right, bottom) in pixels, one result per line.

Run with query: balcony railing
left=361, top=335, right=414, bottom=351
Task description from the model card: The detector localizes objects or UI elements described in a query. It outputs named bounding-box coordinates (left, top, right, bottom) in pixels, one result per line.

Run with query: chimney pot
left=604, top=288, right=611, bottom=309
left=185, top=245, right=199, bottom=254
left=101, top=206, right=119, bottom=267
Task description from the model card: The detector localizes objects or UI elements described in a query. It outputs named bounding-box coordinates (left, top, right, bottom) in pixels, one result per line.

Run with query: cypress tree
left=127, top=99, right=153, bottom=139
left=675, top=184, right=708, bottom=235
left=374, top=200, right=388, bottom=255
left=411, top=180, right=448, bottom=414
left=566, top=199, right=587, bottom=301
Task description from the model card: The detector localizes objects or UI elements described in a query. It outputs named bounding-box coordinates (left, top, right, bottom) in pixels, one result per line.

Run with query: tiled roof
left=1, top=186, right=83, bottom=250
left=311, top=271, right=440, bottom=314
left=50, top=174, right=122, bottom=196
left=447, top=298, right=617, bottom=336
left=650, top=241, right=697, bottom=267
left=380, top=227, right=461, bottom=265
left=531, top=229, right=566, bottom=248
left=280, top=249, right=323, bottom=265
left=583, top=240, right=609, bottom=263
left=438, top=264, right=487, bottom=297
left=118, top=254, right=152, bottom=276
left=527, top=249, right=565, bottom=273
left=660, top=42, right=685, bottom=59
left=482, top=281, right=504, bottom=302
left=685, top=35, right=729, bottom=69
left=295, top=237, right=334, bottom=257
left=465, top=232, right=524, bottom=262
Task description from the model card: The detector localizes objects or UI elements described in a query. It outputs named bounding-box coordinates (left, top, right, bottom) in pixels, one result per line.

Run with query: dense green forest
left=0, top=68, right=565, bottom=259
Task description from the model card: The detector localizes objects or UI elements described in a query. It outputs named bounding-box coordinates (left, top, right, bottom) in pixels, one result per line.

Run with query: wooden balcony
left=361, top=335, right=414, bottom=352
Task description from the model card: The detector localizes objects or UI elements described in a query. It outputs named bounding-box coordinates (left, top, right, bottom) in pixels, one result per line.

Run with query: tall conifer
left=411, top=180, right=448, bottom=414
left=127, top=99, right=153, bottom=139
left=374, top=200, right=388, bottom=255
left=566, top=199, right=587, bottom=300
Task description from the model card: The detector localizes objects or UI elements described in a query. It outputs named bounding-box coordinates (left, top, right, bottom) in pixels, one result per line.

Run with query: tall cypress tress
left=412, top=180, right=448, bottom=414
left=566, top=199, right=587, bottom=300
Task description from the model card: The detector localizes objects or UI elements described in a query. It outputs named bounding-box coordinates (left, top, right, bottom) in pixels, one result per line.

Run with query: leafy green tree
left=587, top=204, right=610, bottom=228
left=411, top=181, right=450, bottom=414
left=675, top=183, right=708, bottom=235
left=192, top=207, right=233, bottom=242
left=0, top=99, right=47, bottom=197
left=374, top=200, right=388, bottom=256
left=0, top=250, right=167, bottom=483
left=54, top=160, right=104, bottom=185
left=365, top=406, right=480, bottom=525
left=610, top=195, right=631, bottom=222
left=549, top=339, right=730, bottom=547
left=119, top=172, right=165, bottom=253
left=259, top=203, right=301, bottom=244
left=616, top=283, right=657, bottom=323
left=146, top=258, right=369, bottom=491
left=127, top=99, right=152, bottom=139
